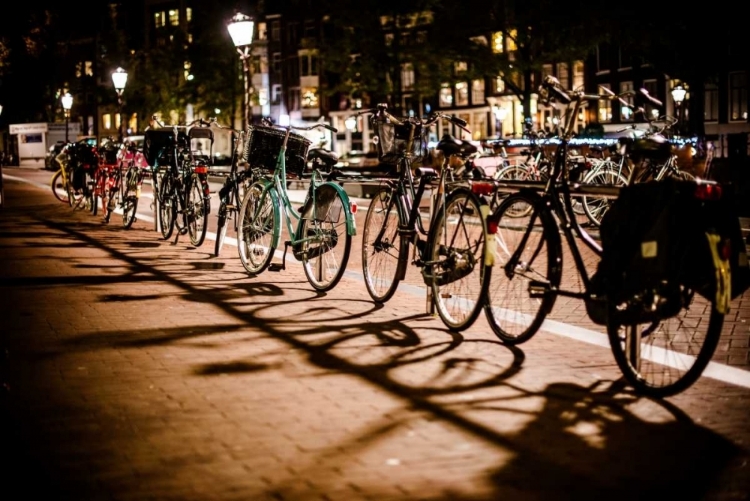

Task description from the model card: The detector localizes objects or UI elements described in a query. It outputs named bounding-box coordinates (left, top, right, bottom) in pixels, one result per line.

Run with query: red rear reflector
left=471, top=181, right=495, bottom=196
left=487, top=219, right=498, bottom=234
left=350, top=201, right=357, bottom=214
left=695, top=182, right=722, bottom=201
left=194, top=166, right=208, bottom=174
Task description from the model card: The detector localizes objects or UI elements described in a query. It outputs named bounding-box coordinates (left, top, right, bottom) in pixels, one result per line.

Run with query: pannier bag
left=589, top=178, right=749, bottom=325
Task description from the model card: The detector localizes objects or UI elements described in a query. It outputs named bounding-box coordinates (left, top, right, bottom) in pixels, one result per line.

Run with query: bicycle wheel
left=362, top=186, right=406, bottom=303
left=158, top=175, right=176, bottom=240
left=581, top=164, right=628, bottom=227
left=427, top=187, right=489, bottom=331
left=298, top=184, right=352, bottom=292
left=607, top=288, right=724, bottom=397
left=484, top=192, right=562, bottom=344
left=121, top=167, right=139, bottom=229
left=214, top=204, right=228, bottom=257
left=185, top=174, right=209, bottom=247
left=237, top=181, right=277, bottom=275
left=51, top=169, right=71, bottom=204
left=668, top=169, right=696, bottom=182
left=491, top=164, right=533, bottom=213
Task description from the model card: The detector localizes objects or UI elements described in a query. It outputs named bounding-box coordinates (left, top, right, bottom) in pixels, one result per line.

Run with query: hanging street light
left=227, top=12, right=255, bottom=130
left=62, top=93, right=74, bottom=143
left=112, top=67, right=128, bottom=142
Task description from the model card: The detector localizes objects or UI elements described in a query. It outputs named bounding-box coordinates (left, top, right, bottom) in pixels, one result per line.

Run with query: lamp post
left=227, top=12, right=255, bottom=129
left=61, top=93, right=73, bottom=143
left=112, top=67, right=128, bottom=142
left=671, top=84, right=686, bottom=137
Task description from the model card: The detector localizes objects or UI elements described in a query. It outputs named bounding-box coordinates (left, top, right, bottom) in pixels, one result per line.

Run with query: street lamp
left=61, top=93, right=73, bottom=143
left=112, top=67, right=128, bottom=142
left=227, top=12, right=255, bottom=129
left=671, top=84, right=687, bottom=136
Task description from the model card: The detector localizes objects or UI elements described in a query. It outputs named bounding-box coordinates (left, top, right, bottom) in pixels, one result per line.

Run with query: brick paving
left=1, top=167, right=749, bottom=501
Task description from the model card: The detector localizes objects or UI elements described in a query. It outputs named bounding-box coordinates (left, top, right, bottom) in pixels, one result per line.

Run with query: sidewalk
left=1, top=173, right=749, bottom=500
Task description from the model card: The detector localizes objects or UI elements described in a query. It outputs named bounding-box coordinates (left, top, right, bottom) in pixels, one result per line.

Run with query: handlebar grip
left=324, top=124, right=338, bottom=133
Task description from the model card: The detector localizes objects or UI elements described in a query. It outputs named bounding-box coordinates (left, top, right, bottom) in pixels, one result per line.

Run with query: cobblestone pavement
left=1, top=167, right=749, bottom=501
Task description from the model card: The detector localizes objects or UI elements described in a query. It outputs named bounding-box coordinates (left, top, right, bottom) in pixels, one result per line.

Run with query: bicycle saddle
left=436, top=134, right=478, bottom=157
left=307, top=148, right=339, bottom=168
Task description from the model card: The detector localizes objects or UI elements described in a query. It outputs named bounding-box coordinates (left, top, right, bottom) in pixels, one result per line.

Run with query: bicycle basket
left=144, top=128, right=176, bottom=167
left=373, top=119, right=428, bottom=165
left=243, top=125, right=312, bottom=179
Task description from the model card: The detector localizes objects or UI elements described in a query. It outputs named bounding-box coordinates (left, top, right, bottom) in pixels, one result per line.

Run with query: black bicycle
left=144, top=118, right=212, bottom=246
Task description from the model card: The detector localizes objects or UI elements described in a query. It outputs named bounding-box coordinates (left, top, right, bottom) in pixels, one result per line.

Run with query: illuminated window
left=557, top=62, right=569, bottom=90
left=495, top=76, right=505, bottom=93
left=456, top=82, right=469, bottom=106
left=103, top=114, right=111, bottom=130
left=184, top=61, right=192, bottom=81
left=85, top=61, right=93, bottom=77
left=154, top=11, right=165, bottom=28
left=619, top=81, right=634, bottom=121
left=730, top=71, right=748, bottom=121
left=258, top=87, right=269, bottom=106
left=506, top=29, right=517, bottom=51
left=187, top=33, right=193, bottom=43
left=115, top=113, right=121, bottom=129
left=573, top=61, right=584, bottom=89
left=401, top=63, right=414, bottom=91
left=491, top=32, right=504, bottom=53
left=598, top=84, right=612, bottom=123
left=186, top=8, right=192, bottom=22
left=301, top=87, right=318, bottom=108
left=384, top=33, right=393, bottom=46
left=75, top=62, right=82, bottom=78
left=454, top=62, right=467, bottom=73
left=542, top=64, right=553, bottom=78
left=439, top=83, right=452, bottom=108
left=471, top=80, right=484, bottom=105
left=169, top=10, right=179, bottom=26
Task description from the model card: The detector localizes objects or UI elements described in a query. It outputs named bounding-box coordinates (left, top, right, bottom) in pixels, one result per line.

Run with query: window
left=455, top=82, right=469, bottom=106
left=506, top=29, right=517, bottom=51
left=401, top=63, right=415, bottom=91
left=271, top=21, right=281, bottom=41
left=83, top=61, right=93, bottom=77
left=705, top=82, right=719, bottom=122
left=495, top=75, right=505, bottom=93
left=439, top=83, right=452, bottom=108
left=596, top=43, right=611, bottom=73
left=272, top=52, right=281, bottom=73
left=288, top=22, right=298, bottom=45
left=300, top=53, right=318, bottom=76
left=103, top=114, right=112, bottom=130
left=619, top=81, right=634, bottom=121
left=729, top=71, right=748, bottom=121
left=454, top=62, right=468, bottom=74
left=184, top=61, right=192, bottom=81
left=557, top=63, right=569, bottom=90
left=491, top=31, right=504, bottom=53
left=302, top=87, right=319, bottom=109
left=168, top=9, right=179, bottom=26
left=154, top=11, right=165, bottom=28
left=186, top=8, right=192, bottom=22
left=598, top=84, right=613, bottom=123
left=471, top=79, right=484, bottom=105
left=643, top=79, right=657, bottom=99
left=272, top=84, right=282, bottom=104
left=573, top=61, right=584, bottom=90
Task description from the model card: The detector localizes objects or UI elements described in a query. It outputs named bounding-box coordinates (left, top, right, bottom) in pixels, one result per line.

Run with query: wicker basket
left=243, top=125, right=312, bottom=178
left=373, top=119, right=428, bottom=165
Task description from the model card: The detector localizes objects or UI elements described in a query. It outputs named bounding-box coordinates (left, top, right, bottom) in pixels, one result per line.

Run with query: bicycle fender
left=322, top=181, right=357, bottom=236
left=256, top=179, right=283, bottom=249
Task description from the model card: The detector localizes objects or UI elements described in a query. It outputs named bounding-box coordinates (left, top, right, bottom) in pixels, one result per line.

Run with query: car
left=45, top=142, right=66, bottom=170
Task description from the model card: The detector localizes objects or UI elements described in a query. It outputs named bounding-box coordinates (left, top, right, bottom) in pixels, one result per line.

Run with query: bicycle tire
left=186, top=174, right=209, bottom=247
left=362, top=186, right=406, bottom=303
left=158, top=175, right=176, bottom=240
left=606, top=288, right=724, bottom=397
left=491, top=164, right=534, bottom=213
left=214, top=208, right=228, bottom=257
left=51, top=169, right=70, bottom=204
left=427, top=187, right=489, bottom=331
left=237, top=181, right=276, bottom=275
left=484, top=191, right=562, bottom=344
left=121, top=167, right=139, bottom=229
left=298, top=184, right=352, bottom=292
left=581, top=165, right=628, bottom=227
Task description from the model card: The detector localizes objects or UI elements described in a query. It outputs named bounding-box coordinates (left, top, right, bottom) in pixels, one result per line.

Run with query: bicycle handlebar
left=348, top=103, right=471, bottom=134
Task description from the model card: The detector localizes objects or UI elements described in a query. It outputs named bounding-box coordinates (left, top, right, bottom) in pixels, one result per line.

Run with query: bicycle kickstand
left=268, top=241, right=290, bottom=272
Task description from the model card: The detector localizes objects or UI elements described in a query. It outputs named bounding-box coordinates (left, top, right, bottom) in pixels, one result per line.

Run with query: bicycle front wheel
left=607, top=288, right=724, bottom=398
left=237, top=181, right=277, bottom=275
left=186, top=174, right=209, bottom=247
left=581, top=164, right=628, bottom=227
left=158, top=175, right=176, bottom=239
left=484, top=192, right=561, bottom=344
left=362, top=186, right=405, bottom=303
left=299, top=184, right=352, bottom=292
left=427, top=187, right=489, bottom=331
left=51, top=169, right=71, bottom=204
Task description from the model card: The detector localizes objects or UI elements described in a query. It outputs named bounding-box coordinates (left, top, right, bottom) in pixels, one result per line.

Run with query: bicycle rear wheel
left=298, top=184, right=352, bottom=292
left=581, top=164, right=628, bottom=227
left=186, top=174, right=209, bottom=247
left=362, top=186, right=406, bottom=302
left=607, top=288, right=724, bottom=398
left=158, top=175, right=176, bottom=239
left=427, top=187, right=488, bottom=331
left=484, top=192, right=562, bottom=344
left=237, top=181, right=277, bottom=275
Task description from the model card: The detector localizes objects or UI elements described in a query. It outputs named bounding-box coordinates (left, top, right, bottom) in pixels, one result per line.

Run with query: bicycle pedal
left=268, top=262, right=284, bottom=272
left=528, top=280, right=551, bottom=298
left=179, top=227, right=189, bottom=235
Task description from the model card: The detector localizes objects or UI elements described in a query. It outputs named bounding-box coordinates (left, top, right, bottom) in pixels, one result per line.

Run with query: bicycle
left=484, top=75, right=731, bottom=397
left=50, top=143, right=75, bottom=206
left=103, top=138, right=148, bottom=228
left=54, top=139, right=99, bottom=212
left=144, top=118, right=212, bottom=247
left=356, top=104, right=490, bottom=331
left=236, top=121, right=356, bottom=292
